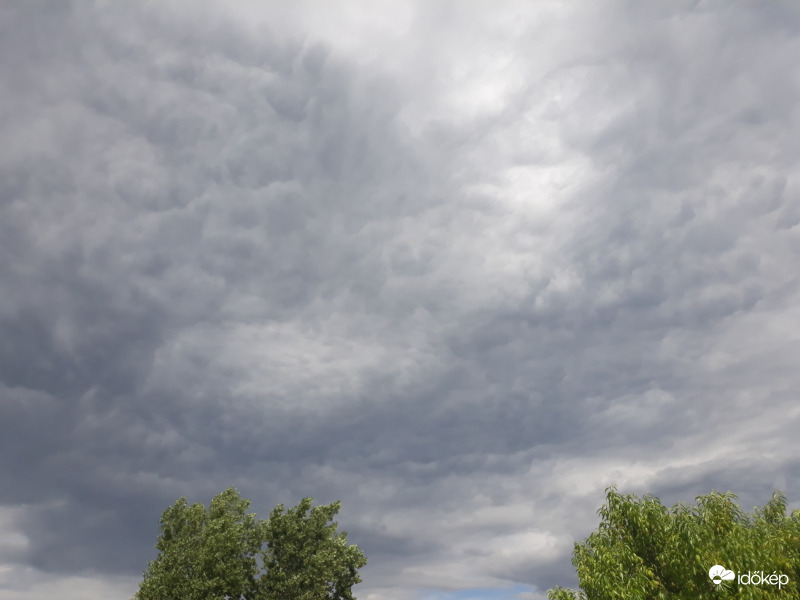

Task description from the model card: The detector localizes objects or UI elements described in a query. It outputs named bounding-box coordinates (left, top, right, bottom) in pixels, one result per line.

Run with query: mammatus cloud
left=1, top=1, right=799, bottom=599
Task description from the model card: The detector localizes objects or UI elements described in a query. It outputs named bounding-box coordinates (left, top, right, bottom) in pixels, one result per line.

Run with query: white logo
left=708, top=565, right=735, bottom=585
left=708, top=564, right=789, bottom=590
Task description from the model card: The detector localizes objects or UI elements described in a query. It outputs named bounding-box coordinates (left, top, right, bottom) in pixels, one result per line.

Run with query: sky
left=1, top=1, right=799, bottom=599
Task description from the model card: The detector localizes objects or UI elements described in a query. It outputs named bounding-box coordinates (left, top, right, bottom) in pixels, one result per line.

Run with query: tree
left=135, top=487, right=263, bottom=600
left=259, top=498, right=367, bottom=600
left=547, top=486, right=800, bottom=600
left=134, top=488, right=367, bottom=600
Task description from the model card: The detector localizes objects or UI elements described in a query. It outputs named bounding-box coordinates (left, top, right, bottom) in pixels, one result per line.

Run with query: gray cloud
left=1, top=1, right=799, bottom=599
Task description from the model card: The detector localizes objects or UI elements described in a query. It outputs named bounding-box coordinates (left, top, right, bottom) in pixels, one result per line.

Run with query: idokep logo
left=708, top=564, right=790, bottom=590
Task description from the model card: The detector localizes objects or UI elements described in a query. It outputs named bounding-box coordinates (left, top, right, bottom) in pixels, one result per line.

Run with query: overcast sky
left=1, top=1, right=799, bottom=599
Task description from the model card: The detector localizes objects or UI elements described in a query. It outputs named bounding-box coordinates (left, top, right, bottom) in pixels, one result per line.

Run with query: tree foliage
left=547, top=486, right=800, bottom=600
left=259, top=498, right=367, bottom=600
left=134, top=488, right=367, bottom=600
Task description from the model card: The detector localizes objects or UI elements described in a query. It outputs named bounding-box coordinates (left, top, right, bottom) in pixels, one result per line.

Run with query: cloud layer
left=1, top=1, right=799, bottom=599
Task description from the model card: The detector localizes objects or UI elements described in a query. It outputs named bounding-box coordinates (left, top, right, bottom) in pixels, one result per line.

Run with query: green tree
left=258, top=498, right=367, bottom=600
left=134, top=488, right=367, bottom=600
left=547, top=486, right=800, bottom=600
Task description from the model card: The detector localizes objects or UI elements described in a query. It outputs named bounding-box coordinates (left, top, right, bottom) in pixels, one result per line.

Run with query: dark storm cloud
left=0, top=0, right=408, bottom=573
left=0, top=0, right=464, bottom=589
left=1, top=2, right=799, bottom=600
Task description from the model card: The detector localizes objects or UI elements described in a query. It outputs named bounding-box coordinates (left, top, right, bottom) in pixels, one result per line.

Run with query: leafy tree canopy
left=548, top=486, right=800, bottom=600
left=134, top=488, right=367, bottom=600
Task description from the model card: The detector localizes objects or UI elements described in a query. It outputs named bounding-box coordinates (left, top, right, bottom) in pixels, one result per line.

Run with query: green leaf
left=135, top=488, right=367, bottom=600
left=547, top=486, right=797, bottom=600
